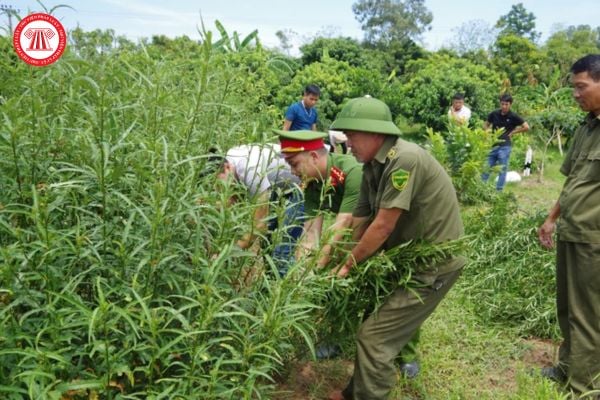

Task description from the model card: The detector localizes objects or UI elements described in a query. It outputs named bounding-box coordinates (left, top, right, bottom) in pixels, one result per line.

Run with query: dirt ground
left=273, top=338, right=557, bottom=400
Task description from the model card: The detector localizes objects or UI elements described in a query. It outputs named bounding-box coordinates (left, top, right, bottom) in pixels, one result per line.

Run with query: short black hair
left=571, top=54, right=600, bottom=81
left=199, top=147, right=226, bottom=178
left=499, top=93, right=513, bottom=103
left=304, top=84, right=320, bottom=96
left=452, top=93, right=465, bottom=101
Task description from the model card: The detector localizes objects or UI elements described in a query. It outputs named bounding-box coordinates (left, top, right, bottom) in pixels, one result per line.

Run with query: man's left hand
left=236, top=238, right=251, bottom=250
left=335, top=264, right=352, bottom=278
left=332, top=257, right=355, bottom=278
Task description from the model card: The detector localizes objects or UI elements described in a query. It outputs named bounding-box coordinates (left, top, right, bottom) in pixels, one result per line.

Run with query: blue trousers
left=482, top=145, right=512, bottom=191
left=267, top=189, right=304, bottom=277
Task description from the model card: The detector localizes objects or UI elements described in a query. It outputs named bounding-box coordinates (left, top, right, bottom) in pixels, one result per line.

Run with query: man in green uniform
left=273, top=129, right=361, bottom=359
left=538, top=54, right=600, bottom=396
left=274, top=129, right=362, bottom=267
left=328, top=97, right=466, bottom=400
left=275, top=129, right=423, bottom=368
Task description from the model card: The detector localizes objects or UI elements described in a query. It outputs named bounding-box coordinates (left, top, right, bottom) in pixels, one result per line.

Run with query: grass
left=278, top=287, right=568, bottom=400
left=505, top=146, right=566, bottom=212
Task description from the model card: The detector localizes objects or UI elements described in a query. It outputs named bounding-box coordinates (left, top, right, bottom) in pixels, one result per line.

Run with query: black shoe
left=540, top=366, right=567, bottom=383
left=316, top=343, right=341, bottom=360
left=400, top=361, right=420, bottom=379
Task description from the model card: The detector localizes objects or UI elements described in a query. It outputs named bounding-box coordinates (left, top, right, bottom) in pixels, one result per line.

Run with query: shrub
left=0, top=35, right=324, bottom=399
left=426, top=125, right=497, bottom=204
left=460, top=195, right=558, bottom=339
left=387, top=53, right=502, bottom=132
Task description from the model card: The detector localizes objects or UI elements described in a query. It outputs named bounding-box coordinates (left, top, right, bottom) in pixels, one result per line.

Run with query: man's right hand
left=538, top=220, right=556, bottom=249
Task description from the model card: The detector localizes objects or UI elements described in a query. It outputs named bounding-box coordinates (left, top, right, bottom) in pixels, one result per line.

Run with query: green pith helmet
left=330, top=96, right=401, bottom=136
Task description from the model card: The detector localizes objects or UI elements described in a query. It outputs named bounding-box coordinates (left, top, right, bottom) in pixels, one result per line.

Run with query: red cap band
left=280, top=138, right=325, bottom=153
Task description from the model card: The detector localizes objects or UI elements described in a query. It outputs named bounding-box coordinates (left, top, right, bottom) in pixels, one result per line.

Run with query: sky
left=6, top=0, right=600, bottom=53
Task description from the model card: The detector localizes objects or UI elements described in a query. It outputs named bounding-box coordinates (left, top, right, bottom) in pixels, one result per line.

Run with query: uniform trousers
left=556, top=240, right=600, bottom=395
left=342, top=260, right=463, bottom=399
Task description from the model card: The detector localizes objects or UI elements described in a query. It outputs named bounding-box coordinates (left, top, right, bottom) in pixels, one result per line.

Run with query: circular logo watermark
left=13, top=13, right=67, bottom=67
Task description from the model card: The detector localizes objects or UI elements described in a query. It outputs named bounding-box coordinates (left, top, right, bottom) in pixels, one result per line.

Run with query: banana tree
left=198, top=17, right=259, bottom=53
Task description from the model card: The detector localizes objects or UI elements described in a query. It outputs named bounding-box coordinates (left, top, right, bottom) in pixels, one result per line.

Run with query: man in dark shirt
left=481, top=94, right=529, bottom=191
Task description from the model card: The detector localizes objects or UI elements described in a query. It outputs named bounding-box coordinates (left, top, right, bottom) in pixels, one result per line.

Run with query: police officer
left=328, top=97, right=466, bottom=400
left=273, top=129, right=361, bottom=270
left=273, top=129, right=362, bottom=359
left=538, top=54, right=600, bottom=395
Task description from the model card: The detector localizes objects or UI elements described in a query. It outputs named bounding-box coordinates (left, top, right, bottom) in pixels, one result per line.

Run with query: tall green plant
left=461, top=195, right=558, bottom=339
left=426, top=125, right=496, bottom=204
left=0, top=29, right=325, bottom=399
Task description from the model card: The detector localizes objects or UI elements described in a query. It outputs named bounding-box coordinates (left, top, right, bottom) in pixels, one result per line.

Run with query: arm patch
left=391, top=169, right=410, bottom=191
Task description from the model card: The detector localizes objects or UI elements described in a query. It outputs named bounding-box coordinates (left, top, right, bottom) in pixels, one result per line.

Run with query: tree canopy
left=450, top=19, right=499, bottom=54
left=352, top=0, right=433, bottom=47
left=495, top=2, right=540, bottom=41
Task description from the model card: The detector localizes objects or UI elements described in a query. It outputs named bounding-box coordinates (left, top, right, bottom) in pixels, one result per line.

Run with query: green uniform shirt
left=558, top=114, right=600, bottom=243
left=303, top=153, right=362, bottom=217
left=354, top=136, right=464, bottom=249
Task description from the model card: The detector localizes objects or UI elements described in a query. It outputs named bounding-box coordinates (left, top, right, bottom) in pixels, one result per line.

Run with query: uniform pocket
left=584, top=151, right=600, bottom=181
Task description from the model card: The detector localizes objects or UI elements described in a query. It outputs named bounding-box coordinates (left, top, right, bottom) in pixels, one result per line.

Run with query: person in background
left=283, top=84, right=320, bottom=131
left=205, top=144, right=304, bottom=277
left=448, top=92, right=471, bottom=125
left=537, top=54, right=600, bottom=396
left=328, top=96, right=466, bottom=400
left=329, top=130, right=349, bottom=154
left=481, top=93, right=530, bottom=191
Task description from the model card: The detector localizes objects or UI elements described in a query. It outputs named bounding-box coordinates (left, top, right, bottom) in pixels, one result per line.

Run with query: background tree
left=544, top=25, right=600, bottom=80
left=314, top=25, right=343, bottom=39
left=276, top=29, right=297, bottom=56
left=516, top=70, right=584, bottom=180
left=352, top=0, right=433, bottom=47
left=449, top=19, right=499, bottom=55
left=491, top=34, right=544, bottom=87
left=495, top=2, right=540, bottom=42
left=379, top=38, right=427, bottom=75
left=299, top=37, right=366, bottom=66
left=388, top=53, right=502, bottom=131
left=70, top=28, right=119, bottom=57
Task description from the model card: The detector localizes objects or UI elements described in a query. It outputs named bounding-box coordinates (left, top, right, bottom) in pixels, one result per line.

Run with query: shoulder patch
left=391, top=169, right=409, bottom=191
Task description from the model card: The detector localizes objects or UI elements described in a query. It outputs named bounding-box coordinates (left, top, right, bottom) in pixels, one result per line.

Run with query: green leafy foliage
left=199, top=18, right=259, bottom=53
left=491, top=34, right=545, bottom=87
left=426, top=125, right=497, bottom=204
left=275, top=58, right=385, bottom=128
left=0, top=32, right=323, bottom=399
left=495, top=2, right=540, bottom=42
left=321, top=239, right=469, bottom=337
left=514, top=71, right=585, bottom=179
left=0, top=7, right=589, bottom=396
left=352, top=0, right=433, bottom=46
left=300, top=37, right=366, bottom=67
left=391, top=54, right=502, bottom=132
left=461, top=196, right=558, bottom=339
left=544, top=25, right=600, bottom=81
